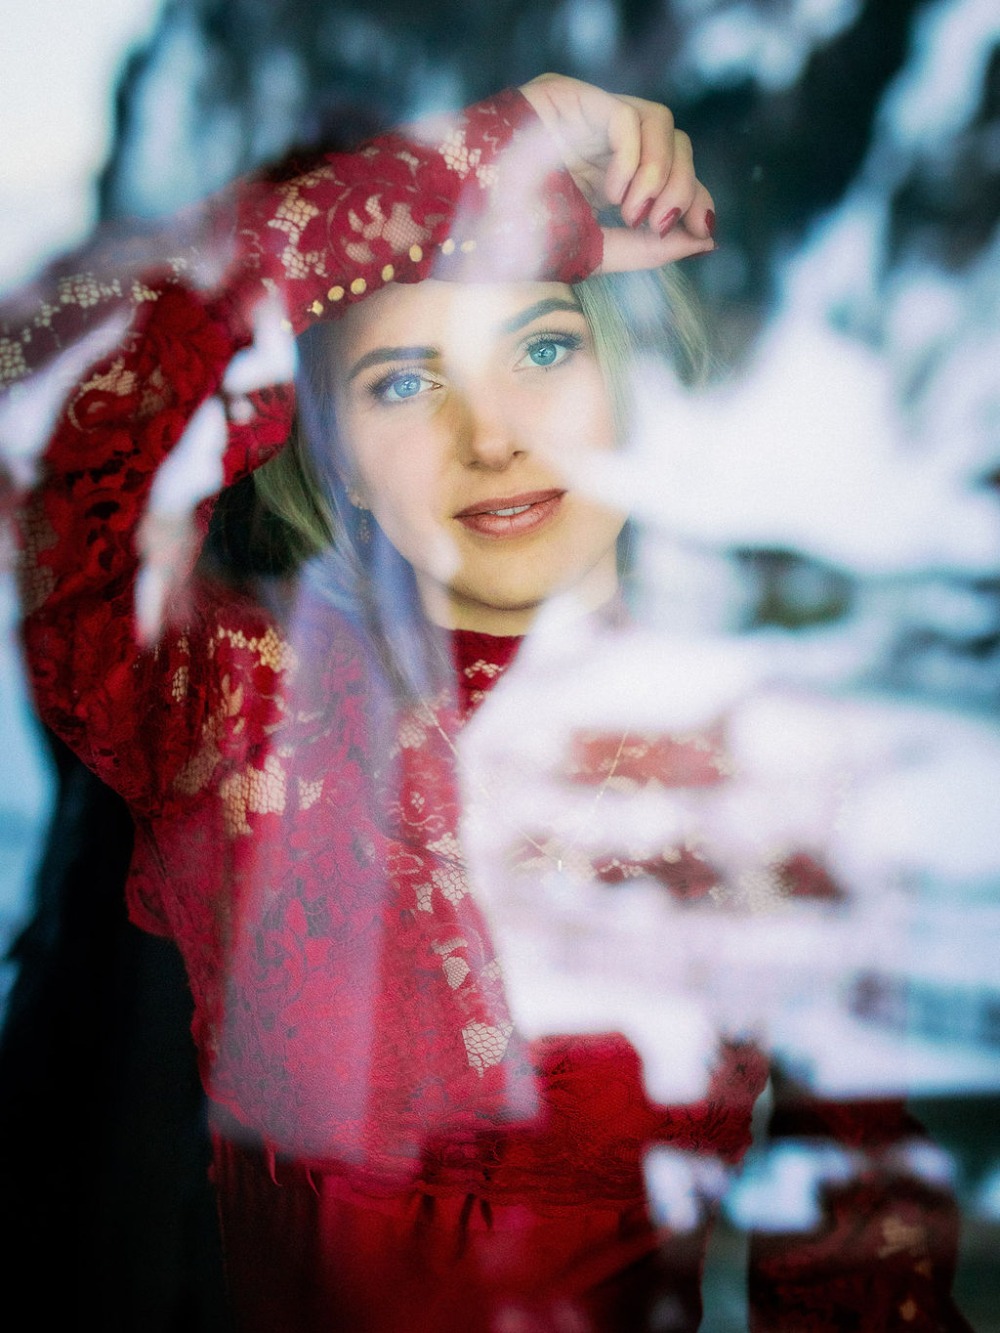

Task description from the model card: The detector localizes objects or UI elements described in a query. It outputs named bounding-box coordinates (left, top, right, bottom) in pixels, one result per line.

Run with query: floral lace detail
left=0, top=336, right=29, bottom=388
left=1, top=89, right=601, bottom=399
left=8, top=89, right=968, bottom=1326
left=11, top=88, right=602, bottom=1161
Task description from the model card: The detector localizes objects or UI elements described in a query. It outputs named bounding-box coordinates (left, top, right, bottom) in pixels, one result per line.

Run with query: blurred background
left=1, top=1, right=997, bottom=1328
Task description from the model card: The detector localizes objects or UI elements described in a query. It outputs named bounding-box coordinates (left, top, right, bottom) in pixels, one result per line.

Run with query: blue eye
left=384, top=373, right=425, bottom=401
left=521, top=332, right=582, bottom=370
left=372, top=370, right=434, bottom=404
left=529, top=340, right=561, bottom=366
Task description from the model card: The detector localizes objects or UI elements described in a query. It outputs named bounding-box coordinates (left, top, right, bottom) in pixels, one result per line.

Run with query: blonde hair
left=252, top=264, right=709, bottom=565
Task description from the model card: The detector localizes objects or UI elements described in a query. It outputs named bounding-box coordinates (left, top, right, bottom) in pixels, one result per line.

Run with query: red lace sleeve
left=1, top=89, right=601, bottom=389
left=12, top=90, right=604, bottom=811
left=747, top=1083, right=973, bottom=1332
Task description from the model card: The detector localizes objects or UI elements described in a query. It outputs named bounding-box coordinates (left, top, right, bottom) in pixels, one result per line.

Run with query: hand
left=519, top=73, right=716, bottom=271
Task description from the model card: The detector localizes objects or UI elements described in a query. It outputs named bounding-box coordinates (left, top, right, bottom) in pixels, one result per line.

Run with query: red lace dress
left=8, top=91, right=969, bottom=1333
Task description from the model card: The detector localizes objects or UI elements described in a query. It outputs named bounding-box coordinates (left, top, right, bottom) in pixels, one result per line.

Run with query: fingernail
left=633, top=198, right=654, bottom=228
left=657, top=207, right=681, bottom=238
left=705, top=209, right=716, bottom=238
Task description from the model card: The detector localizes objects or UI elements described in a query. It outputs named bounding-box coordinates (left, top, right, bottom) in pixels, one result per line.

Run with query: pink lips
left=454, top=489, right=565, bottom=538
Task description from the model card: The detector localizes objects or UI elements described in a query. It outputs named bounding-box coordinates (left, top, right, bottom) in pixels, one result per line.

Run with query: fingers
left=519, top=75, right=716, bottom=272
left=600, top=95, right=656, bottom=208
left=615, top=96, right=677, bottom=224
left=599, top=215, right=715, bottom=273
left=618, top=111, right=714, bottom=242
left=605, top=118, right=716, bottom=271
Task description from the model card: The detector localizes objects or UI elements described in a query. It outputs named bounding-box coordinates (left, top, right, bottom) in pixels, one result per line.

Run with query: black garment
left=0, top=731, right=229, bottom=1332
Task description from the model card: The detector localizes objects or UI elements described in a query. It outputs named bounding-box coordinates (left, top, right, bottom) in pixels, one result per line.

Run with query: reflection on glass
left=1, top=3, right=997, bottom=1330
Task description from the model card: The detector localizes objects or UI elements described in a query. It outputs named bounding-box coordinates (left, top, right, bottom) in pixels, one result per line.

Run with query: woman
left=10, top=74, right=966, bottom=1332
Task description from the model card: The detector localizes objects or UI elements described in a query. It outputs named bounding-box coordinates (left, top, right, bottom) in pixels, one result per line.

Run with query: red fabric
left=212, top=1128, right=692, bottom=1333
left=10, top=91, right=970, bottom=1332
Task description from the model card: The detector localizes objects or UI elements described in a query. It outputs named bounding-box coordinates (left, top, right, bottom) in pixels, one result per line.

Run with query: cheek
left=349, top=414, right=441, bottom=522
left=529, top=370, right=616, bottom=468
left=349, top=419, right=460, bottom=575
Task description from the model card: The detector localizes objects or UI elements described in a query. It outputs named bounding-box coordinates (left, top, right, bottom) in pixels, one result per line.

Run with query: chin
left=456, top=576, right=557, bottom=613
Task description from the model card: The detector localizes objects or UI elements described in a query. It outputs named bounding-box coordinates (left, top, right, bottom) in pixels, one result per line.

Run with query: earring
left=347, top=488, right=371, bottom=542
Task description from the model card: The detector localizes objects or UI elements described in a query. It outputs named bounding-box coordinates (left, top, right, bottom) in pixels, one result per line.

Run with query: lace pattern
left=7, top=88, right=970, bottom=1327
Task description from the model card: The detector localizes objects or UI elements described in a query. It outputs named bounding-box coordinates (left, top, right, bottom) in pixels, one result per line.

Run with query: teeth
left=490, top=504, right=533, bottom=517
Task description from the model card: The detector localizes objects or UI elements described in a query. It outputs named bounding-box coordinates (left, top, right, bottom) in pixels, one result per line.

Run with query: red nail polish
left=705, top=209, right=716, bottom=238
left=633, top=198, right=654, bottom=228
left=657, top=207, right=681, bottom=238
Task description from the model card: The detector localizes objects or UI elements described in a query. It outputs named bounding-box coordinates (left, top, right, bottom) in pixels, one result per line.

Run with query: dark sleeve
left=747, top=1070, right=974, bottom=1332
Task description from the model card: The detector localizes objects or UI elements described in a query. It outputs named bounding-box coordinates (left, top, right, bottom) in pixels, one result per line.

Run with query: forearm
left=12, top=88, right=604, bottom=798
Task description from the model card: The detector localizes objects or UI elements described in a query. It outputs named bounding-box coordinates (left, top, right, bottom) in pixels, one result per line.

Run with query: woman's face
left=331, top=279, right=625, bottom=635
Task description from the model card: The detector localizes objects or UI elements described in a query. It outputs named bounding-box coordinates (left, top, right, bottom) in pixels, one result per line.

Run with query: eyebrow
left=498, top=296, right=584, bottom=336
left=346, top=297, right=585, bottom=382
left=347, top=345, right=438, bottom=382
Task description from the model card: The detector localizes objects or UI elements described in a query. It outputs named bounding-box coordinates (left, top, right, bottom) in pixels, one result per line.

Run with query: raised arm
left=11, top=78, right=711, bottom=809
left=519, top=73, right=715, bottom=270
left=11, top=89, right=583, bottom=803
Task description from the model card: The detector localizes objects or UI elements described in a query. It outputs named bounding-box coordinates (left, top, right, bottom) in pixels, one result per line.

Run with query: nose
left=453, top=385, right=524, bottom=471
